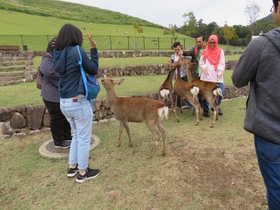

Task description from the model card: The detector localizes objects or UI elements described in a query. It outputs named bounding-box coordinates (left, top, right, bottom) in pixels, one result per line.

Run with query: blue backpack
left=75, top=45, right=100, bottom=100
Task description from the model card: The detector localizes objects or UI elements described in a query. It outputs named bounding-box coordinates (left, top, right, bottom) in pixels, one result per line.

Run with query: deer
left=168, top=60, right=201, bottom=125
left=181, top=58, right=223, bottom=127
left=101, top=76, right=169, bottom=159
left=158, top=62, right=180, bottom=122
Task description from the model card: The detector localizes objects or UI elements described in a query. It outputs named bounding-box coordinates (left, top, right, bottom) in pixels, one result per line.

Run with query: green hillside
left=0, top=0, right=195, bottom=51
left=0, top=9, right=163, bottom=36
left=0, top=0, right=163, bottom=28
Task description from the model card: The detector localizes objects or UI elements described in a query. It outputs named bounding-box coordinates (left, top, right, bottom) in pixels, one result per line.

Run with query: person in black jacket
left=181, top=35, right=205, bottom=79
left=40, top=37, right=71, bottom=149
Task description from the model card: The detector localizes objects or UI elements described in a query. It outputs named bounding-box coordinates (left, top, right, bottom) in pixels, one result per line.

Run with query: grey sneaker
left=67, top=165, right=78, bottom=178
left=76, top=168, right=100, bottom=183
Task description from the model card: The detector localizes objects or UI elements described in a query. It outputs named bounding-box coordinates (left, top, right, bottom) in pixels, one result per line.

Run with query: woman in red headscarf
left=199, top=34, right=225, bottom=117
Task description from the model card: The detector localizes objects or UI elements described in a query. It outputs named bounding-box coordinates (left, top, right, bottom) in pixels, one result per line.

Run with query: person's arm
left=182, top=47, right=195, bottom=56
left=217, top=49, right=225, bottom=79
left=81, top=33, right=99, bottom=75
left=232, top=39, right=263, bottom=88
left=40, top=56, right=59, bottom=83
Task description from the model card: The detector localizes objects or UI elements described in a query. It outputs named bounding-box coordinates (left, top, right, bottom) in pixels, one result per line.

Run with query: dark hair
left=172, top=42, right=181, bottom=48
left=46, top=36, right=56, bottom=56
left=55, top=24, right=83, bottom=50
left=273, top=0, right=278, bottom=11
left=196, top=35, right=204, bottom=41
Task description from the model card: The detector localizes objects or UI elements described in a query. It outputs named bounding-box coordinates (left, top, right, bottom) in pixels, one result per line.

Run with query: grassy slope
left=0, top=9, right=172, bottom=36
left=0, top=0, right=163, bottom=28
left=0, top=9, right=195, bottom=51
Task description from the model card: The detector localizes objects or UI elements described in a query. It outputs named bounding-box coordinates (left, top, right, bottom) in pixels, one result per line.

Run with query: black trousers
left=43, top=99, right=72, bottom=145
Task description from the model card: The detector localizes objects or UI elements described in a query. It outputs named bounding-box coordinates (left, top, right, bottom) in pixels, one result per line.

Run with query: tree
left=244, top=0, right=261, bottom=36
left=132, top=23, right=144, bottom=51
left=163, top=24, right=179, bottom=42
left=132, top=23, right=144, bottom=35
left=182, top=12, right=196, bottom=36
left=222, top=23, right=237, bottom=51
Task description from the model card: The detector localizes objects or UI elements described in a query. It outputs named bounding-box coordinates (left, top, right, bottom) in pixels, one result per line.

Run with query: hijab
left=46, top=37, right=56, bottom=57
left=202, top=35, right=221, bottom=70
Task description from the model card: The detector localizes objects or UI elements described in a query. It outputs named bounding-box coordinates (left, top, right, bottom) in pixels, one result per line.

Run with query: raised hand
left=86, top=32, right=97, bottom=49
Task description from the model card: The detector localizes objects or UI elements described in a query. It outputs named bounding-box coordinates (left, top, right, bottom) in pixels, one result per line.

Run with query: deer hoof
left=116, top=144, right=121, bottom=147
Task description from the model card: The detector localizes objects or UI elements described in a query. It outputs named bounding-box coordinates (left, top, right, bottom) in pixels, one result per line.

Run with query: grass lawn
left=0, top=97, right=267, bottom=209
left=0, top=70, right=234, bottom=107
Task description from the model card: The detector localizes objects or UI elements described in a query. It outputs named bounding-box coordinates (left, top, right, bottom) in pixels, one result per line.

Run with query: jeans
left=43, top=99, right=72, bottom=145
left=255, top=135, right=280, bottom=210
left=60, top=98, right=93, bottom=170
left=203, top=82, right=224, bottom=111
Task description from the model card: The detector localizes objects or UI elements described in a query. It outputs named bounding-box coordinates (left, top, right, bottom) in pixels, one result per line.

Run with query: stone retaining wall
left=0, top=84, right=249, bottom=139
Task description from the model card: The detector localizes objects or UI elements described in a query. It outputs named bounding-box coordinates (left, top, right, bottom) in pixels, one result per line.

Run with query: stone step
left=0, top=56, right=28, bottom=61
left=0, top=75, right=25, bottom=81
left=0, top=61, right=26, bottom=66
left=0, top=79, right=25, bottom=86
left=0, top=66, right=26, bottom=71
left=0, top=72, right=24, bottom=77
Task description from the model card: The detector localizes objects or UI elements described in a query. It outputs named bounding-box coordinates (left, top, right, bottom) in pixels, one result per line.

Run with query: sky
left=60, top=0, right=270, bottom=27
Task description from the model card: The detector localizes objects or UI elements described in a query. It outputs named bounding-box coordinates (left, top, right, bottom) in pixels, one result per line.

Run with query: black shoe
left=203, top=110, right=210, bottom=117
left=54, top=140, right=71, bottom=149
left=67, top=165, right=79, bottom=178
left=76, top=168, right=100, bottom=183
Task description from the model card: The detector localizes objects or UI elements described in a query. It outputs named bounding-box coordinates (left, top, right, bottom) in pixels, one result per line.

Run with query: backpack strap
left=74, top=45, right=89, bottom=100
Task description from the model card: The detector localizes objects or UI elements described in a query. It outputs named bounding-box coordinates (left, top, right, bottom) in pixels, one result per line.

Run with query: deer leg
left=210, top=97, right=219, bottom=128
left=117, top=121, right=133, bottom=147
left=180, top=98, right=183, bottom=113
left=117, top=122, right=124, bottom=147
left=123, top=121, right=133, bottom=147
left=169, top=94, right=180, bottom=122
left=188, top=98, right=199, bottom=126
left=157, top=121, right=166, bottom=157
left=146, top=122, right=161, bottom=159
left=209, top=103, right=217, bottom=128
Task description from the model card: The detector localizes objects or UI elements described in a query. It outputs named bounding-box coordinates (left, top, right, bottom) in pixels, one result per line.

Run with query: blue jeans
left=60, top=98, right=93, bottom=170
left=203, top=82, right=224, bottom=111
left=255, top=135, right=280, bottom=209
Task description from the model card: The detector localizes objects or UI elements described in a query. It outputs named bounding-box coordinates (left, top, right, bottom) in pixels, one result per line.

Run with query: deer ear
left=116, top=78, right=124, bottom=85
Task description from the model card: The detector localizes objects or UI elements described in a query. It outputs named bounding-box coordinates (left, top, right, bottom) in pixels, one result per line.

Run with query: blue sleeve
left=80, top=48, right=99, bottom=76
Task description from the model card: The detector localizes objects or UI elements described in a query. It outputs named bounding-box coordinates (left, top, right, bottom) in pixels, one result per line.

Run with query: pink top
left=199, top=48, right=225, bottom=83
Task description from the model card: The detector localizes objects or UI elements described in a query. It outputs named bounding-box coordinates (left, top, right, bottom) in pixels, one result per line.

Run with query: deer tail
left=158, top=106, right=169, bottom=121
left=191, top=86, right=200, bottom=101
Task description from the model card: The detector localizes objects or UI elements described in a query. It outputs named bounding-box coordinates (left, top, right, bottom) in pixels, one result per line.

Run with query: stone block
left=0, top=107, right=12, bottom=121
left=10, top=112, right=26, bottom=129
left=26, top=104, right=45, bottom=130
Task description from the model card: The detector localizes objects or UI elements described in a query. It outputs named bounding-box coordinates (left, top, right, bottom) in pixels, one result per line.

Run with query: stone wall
left=0, top=84, right=249, bottom=139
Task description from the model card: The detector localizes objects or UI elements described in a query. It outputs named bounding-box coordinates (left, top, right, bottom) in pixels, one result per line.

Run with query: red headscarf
left=202, top=35, right=221, bottom=70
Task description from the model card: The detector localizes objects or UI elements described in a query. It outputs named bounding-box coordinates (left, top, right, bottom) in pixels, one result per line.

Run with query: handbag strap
left=75, top=45, right=89, bottom=99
